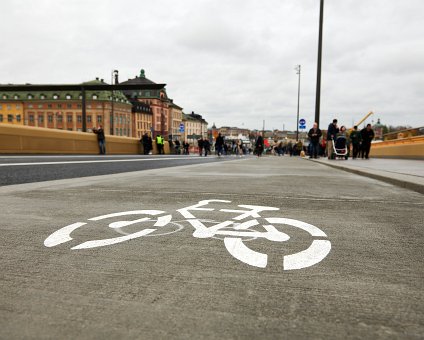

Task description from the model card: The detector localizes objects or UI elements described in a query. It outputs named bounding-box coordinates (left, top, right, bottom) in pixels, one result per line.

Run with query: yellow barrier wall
left=0, top=124, right=169, bottom=154
left=370, top=136, right=424, bottom=159
left=1, top=124, right=420, bottom=158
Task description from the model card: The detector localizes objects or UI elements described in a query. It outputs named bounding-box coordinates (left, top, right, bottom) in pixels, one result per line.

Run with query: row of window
left=1, top=93, right=128, bottom=102
left=115, top=128, right=130, bottom=136
left=0, top=104, right=21, bottom=110
left=0, top=114, right=21, bottom=122
left=24, top=114, right=131, bottom=125
left=28, top=114, right=103, bottom=124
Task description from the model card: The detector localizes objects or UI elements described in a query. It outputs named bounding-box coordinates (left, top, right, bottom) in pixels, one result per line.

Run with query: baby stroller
left=331, top=136, right=349, bottom=160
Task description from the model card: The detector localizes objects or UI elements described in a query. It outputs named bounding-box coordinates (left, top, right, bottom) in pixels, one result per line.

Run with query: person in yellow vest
left=156, top=134, right=164, bottom=154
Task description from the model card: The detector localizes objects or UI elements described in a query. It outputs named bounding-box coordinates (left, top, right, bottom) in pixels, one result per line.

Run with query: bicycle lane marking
left=43, top=200, right=332, bottom=270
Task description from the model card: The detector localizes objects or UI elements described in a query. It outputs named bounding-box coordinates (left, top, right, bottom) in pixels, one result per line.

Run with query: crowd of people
left=91, top=121, right=375, bottom=160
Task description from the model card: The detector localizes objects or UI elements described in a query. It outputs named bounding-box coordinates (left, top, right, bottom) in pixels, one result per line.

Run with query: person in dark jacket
left=93, top=125, right=106, bottom=154
left=360, top=124, right=375, bottom=159
left=326, top=119, right=339, bottom=159
left=203, top=139, right=211, bottom=157
left=349, top=126, right=362, bottom=159
left=307, top=122, right=322, bottom=159
left=255, top=134, right=264, bottom=157
left=215, top=133, right=224, bottom=156
left=141, top=133, right=150, bottom=155
left=198, top=138, right=204, bottom=156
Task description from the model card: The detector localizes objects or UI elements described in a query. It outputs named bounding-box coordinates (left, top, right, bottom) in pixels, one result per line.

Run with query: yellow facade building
left=0, top=100, right=24, bottom=125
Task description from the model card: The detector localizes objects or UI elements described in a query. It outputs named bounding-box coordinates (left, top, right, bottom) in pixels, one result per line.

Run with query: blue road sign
left=299, top=118, right=306, bottom=126
left=179, top=123, right=185, bottom=133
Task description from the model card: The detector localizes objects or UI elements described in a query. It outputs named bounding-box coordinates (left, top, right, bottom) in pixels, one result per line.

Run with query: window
left=97, top=115, right=102, bottom=123
left=77, top=104, right=82, bottom=109
left=2, top=95, right=7, bottom=99
left=92, top=94, right=98, bottom=100
left=53, top=94, right=59, bottom=100
left=0, top=115, right=3, bottom=122
left=28, top=94, right=33, bottom=99
left=40, top=94, right=45, bottom=99
left=7, top=104, right=11, bottom=110
left=14, top=95, right=19, bottom=99
left=67, top=104, right=72, bottom=109
left=48, top=104, right=52, bottom=108
left=66, top=94, right=72, bottom=100
left=115, top=128, right=118, bottom=135
left=87, top=105, right=91, bottom=109
left=87, top=115, right=92, bottom=123
left=0, top=104, right=2, bottom=109
left=48, top=115, right=53, bottom=123
left=28, top=104, right=33, bottom=108
left=16, top=104, right=21, bottom=109
left=39, top=115, right=44, bottom=123
left=38, top=104, right=43, bottom=109
left=67, top=115, right=72, bottom=123
left=58, top=104, right=62, bottom=109
left=77, top=115, right=82, bottom=123
left=29, top=115, right=34, bottom=122
left=16, top=115, right=21, bottom=122
left=57, top=115, right=63, bottom=123
left=8, top=114, right=13, bottom=122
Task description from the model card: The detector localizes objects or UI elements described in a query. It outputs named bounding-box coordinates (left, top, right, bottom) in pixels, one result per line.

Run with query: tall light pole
left=295, top=65, right=301, bottom=141
left=314, top=0, right=324, bottom=128
left=110, top=70, right=118, bottom=135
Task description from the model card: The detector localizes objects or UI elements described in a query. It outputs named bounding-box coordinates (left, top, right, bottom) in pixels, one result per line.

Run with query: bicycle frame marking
left=44, top=200, right=331, bottom=270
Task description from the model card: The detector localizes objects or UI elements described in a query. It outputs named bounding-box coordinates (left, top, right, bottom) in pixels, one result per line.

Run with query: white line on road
left=0, top=156, right=216, bottom=167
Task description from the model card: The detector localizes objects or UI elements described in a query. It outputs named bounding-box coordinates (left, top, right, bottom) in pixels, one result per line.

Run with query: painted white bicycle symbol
left=44, top=199, right=331, bottom=270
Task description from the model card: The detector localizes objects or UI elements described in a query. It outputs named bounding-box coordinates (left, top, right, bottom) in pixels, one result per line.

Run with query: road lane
left=0, top=157, right=423, bottom=339
left=0, top=155, right=235, bottom=186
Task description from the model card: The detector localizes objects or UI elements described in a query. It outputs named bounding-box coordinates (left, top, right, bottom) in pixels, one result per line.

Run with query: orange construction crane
left=354, top=111, right=374, bottom=128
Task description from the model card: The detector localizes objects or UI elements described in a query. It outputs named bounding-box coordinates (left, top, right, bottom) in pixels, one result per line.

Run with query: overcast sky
left=1, top=0, right=423, bottom=130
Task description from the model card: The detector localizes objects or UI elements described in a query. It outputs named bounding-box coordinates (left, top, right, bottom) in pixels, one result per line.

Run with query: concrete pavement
left=0, top=156, right=423, bottom=339
left=311, top=157, right=424, bottom=194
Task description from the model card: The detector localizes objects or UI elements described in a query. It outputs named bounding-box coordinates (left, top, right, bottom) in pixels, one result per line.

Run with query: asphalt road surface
left=0, top=156, right=423, bottom=339
left=0, top=155, right=233, bottom=186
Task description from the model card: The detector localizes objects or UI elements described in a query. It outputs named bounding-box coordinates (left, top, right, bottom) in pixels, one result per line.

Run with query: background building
left=169, top=100, right=183, bottom=141
left=182, top=112, right=208, bottom=143
left=0, top=78, right=133, bottom=136
left=121, top=69, right=169, bottom=138
left=131, top=101, right=153, bottom=139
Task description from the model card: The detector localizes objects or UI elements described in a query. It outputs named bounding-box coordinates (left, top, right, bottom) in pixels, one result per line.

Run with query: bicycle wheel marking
left=44, top=200, right=332, bottom=270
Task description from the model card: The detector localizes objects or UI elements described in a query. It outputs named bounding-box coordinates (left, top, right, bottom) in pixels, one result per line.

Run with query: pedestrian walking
left=174, top=139, right=181, bottom=154
left=203, top=139, right=211, bottom=157
left=198, top=138, right=204, bottom=156
left=156, top=134, right=164, bottom=154
left=327, top=119, right=339, bottom=159
left=307, top=122, right=322, bottom=159
left=360, top=124, right=375, bottom=159
left=255, top=134, right=264, bottom=157
left=237, top=139, right=244, bottom=156
left=349, top=126, right=361, bottom=159
left=215, top=133, right=224, bottom=156
left=141, top=133, right=150, bottom=155
left=183, top=141, right=190, bottom=155
left=93, top=125, right=106, bottom=155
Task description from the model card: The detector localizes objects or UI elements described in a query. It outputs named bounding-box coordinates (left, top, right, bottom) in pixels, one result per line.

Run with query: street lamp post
left=295, top=65, right=301, bottom=141
left=110, top=70, right=118, bottom=135
left=314, top=0, right=324, bottom=128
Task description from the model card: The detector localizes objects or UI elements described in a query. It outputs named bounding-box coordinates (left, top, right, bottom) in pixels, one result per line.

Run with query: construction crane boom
left=355, top=111, right=374, bottom=128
